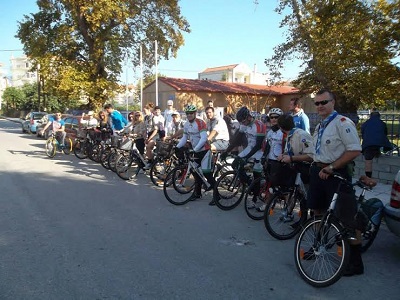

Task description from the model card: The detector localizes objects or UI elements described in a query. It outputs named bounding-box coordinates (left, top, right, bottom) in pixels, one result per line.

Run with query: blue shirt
left=49, top=117, right=65, bottom=130
left=110, top=110, right=128, bottom=130
left=292, top=109, right=310, bottom=133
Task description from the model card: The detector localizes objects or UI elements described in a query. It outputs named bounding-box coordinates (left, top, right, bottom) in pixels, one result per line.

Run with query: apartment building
left=10, top=55, right=37, bottom=87
left=198, top=63, right=270, bottom=85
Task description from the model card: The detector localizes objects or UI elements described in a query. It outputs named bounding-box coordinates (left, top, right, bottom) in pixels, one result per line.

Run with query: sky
left=0, top=0, right=301, bottom=84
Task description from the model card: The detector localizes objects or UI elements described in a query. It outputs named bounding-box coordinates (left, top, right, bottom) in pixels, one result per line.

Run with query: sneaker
left=256, top=204, right=266, bottom=212
left=209, top=192, right=221, bottom=206
left=188, top=194, right=202, bottom=201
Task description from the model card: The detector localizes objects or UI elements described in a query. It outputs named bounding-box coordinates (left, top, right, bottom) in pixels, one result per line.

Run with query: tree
left=17, top=0, right=190, bottom=111
left=266, top=0, right=400, bottom=112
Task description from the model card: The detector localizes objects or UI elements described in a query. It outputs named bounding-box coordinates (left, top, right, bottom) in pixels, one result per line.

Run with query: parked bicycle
left=45, top=132, right=73, bottom=158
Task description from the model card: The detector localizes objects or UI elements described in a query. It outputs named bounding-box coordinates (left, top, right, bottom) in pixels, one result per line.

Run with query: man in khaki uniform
left=306, top=88, right=363, bottom=277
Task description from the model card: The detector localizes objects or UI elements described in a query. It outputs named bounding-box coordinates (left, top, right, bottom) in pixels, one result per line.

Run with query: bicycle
left=163, top=149, right=227, bottom=206
left=45, top=132, right=73, bottom=158
left=74, top=128, right=104, bottom=162
left=213, top=157, right=254, bottom=211
left=115, top=136, right=148, bottom=180
left=293, top=173, right=377, bottom=287
left=263, top=169, right=308, bottom=239
left=149, top=139, right=179, bottom=186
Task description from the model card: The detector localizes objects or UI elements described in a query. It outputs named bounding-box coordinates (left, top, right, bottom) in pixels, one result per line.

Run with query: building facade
left=198, top=63, right=270, bottom=85
left=10, top=55, right=37, bottom=87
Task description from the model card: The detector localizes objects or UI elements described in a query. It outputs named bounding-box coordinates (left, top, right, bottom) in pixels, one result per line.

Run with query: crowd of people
left=42, top=89, right=394, bottom=278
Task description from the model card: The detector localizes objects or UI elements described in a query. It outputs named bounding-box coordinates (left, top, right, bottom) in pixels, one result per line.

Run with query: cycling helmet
left=184, top=104, right=197, bottom=113
left=236, top=107, right=251, bottom=122
left=268, top=108, right=283, bottom=116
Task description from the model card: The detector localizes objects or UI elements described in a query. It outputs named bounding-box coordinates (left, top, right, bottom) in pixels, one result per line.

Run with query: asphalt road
left=0, top=118, right=399, bottom=300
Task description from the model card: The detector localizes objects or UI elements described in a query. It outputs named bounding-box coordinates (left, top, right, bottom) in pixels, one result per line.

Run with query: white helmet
left=268, top=108, right=283, bottom=116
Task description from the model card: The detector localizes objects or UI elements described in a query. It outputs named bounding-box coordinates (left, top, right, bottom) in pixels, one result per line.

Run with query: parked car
left=64, top=115, right=87, bottom=141
left=384, top=170, right=400, bottom=237
left=21, top=112, right=48, bottom=133
left=36, top=114, right=71, bottom=138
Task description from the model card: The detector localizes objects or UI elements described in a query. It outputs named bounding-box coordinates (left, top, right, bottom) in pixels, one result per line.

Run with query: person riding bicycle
left=175, top=104, right=216, bottom=202
left=220, top=106, right=266, bottom=206
left=205, top=106, right=230, bottom=152
left=43, top=112, right=66, bottom=147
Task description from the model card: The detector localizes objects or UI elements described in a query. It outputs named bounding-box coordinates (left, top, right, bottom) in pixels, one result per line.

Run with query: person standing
left=361, top=109, right=392, bottom=178
left=307, top=88, right=363, bottom=276
left=80, top=111, right=98, bottom=128
left=103, top=104, right=128, bottom=135
left=205, top=106, right=230, bottom=152
left=289, top=98, right=310, bottom=133
left=164, top=99, right=176, bottom=137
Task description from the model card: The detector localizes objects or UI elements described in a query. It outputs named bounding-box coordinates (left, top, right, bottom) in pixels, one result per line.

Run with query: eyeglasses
left=269, top=115, right=279, bottom=119
left=314, top=99, right=333, bottom=106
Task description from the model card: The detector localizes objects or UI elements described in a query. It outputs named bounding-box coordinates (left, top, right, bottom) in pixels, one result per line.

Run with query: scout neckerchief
left=286, top=128, right=298, bottom=156
left=315, top=111, right=338, bottom=154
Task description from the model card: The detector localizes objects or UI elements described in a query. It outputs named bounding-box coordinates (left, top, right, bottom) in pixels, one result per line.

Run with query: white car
left=384, top=170, right=400, bottom=237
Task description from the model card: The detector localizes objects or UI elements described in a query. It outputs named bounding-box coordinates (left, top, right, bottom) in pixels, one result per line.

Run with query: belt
left=313, top=162, right=331, bottom=168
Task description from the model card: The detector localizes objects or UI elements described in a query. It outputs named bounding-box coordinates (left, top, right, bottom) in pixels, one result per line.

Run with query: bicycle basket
left=156, top=140, right=174, bottom=157
left=118, top=137, right=133, bottom=150
left=76, top=129, right=87, bottom=138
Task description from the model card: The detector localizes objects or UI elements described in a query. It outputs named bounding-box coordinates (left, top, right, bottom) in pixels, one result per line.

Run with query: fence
left=308, top=112, right=400, bottom=148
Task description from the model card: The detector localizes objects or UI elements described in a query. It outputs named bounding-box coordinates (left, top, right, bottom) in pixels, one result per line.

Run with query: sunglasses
left=269, top=115, right=279, bottom=119
left=314, top=99, right=332, bottom=106
left=135, top=115, right=140, bottom=117
left=186, top=112, right=195, bottom=115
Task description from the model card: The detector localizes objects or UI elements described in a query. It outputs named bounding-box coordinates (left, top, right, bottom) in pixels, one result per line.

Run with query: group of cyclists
left=43, top=89, right=371, bottom=280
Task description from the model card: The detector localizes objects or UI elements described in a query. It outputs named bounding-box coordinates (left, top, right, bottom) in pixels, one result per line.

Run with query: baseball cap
left=87, top=111, right=94, bottom=116
left=167, top=100, right=173, bottom=106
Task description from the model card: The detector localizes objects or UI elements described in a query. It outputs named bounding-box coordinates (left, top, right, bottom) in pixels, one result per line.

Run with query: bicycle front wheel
left=264, top=190, right=307, bottom=240
left=244, top=177, right=271, bottom=220
left=163, top=166, right=195, bottom=205
left=294, top=217, right=350, bottom=288
left=115, top=154, right=140, bottom=180
left=89, top=143, right=103, bottom=163
left=45, top=138, right=57, bottom=158
left=214, top=170, right=245, bottom=211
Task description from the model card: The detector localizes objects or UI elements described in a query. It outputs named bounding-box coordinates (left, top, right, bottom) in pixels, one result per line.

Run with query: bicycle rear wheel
left=294, top=217, right=350, bottom=288
left=108, top=149, right=119, bottom=172
left=150, top=158, right=173, bottom=187
left=45, top=138, right=57, bottom=158
left=62, top=138, right=73, bottom=155
left=74, top=140, right=88, bottom=159
left=100, top=146, right=112, bottom=169
left=264, top=190, right=307, bottom=240
left=214, top=170, right=245, bottom=211
left=89, top=143, right=103, bottom=163
left=163, top=166, right=195, bottom=205
left=244, top=177, right=271, bottom=220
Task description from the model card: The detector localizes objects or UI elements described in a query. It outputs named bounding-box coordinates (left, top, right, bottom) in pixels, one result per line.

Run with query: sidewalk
left=354, top=179, right=392, bottom=205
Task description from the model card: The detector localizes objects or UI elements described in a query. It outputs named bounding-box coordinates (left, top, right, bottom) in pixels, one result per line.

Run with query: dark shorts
left=307, top=164, right=352, bottom=210
left=363, top=146, right=380, bottom=160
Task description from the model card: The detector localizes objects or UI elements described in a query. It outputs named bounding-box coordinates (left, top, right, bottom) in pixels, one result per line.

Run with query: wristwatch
left=328, top=164, right=334, bottom=171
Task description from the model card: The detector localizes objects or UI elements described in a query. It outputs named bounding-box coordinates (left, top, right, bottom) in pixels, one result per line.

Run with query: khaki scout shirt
left=313, top=115, right=361, bottom=163
left=284, top=128, right=314, bottom=158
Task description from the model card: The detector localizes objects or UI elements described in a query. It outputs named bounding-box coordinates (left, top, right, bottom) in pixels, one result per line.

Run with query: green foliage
left=266, top=0, right=400, bottom=112
left=17, top=0, right=190, bottom=111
